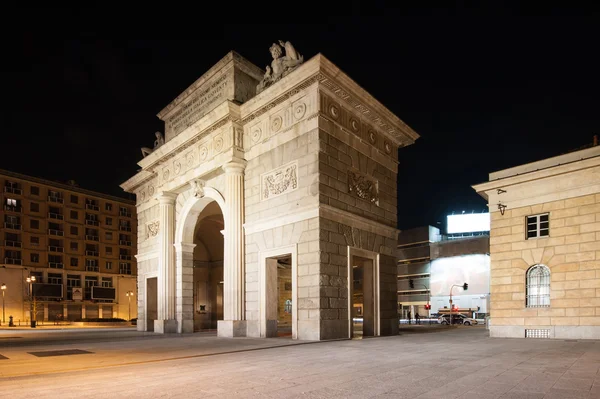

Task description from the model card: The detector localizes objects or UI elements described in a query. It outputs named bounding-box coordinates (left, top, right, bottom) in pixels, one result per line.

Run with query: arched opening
left=192, top=201, right=224, bottom=332
left=526, top=264, right=550, bottom=308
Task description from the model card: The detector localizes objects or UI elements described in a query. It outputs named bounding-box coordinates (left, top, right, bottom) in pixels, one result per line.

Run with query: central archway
left=174, top=187, right=227, bottom=333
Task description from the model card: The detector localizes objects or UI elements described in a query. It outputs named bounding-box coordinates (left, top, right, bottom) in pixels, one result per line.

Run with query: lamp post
left=125, top=291, right=134, bottom=321
left=26, top=276, right=36, bottom=328
left=1, top=283, right=6, bottom=325
left=449, top=282, right=468, bottom=325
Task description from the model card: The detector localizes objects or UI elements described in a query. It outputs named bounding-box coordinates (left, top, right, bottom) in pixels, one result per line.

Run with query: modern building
left=0, top=169, right=137, bottom=325
left=397, top=217, right=490, bottom=320
left=473, top=141, right=600, bottom=339
left=121, top=43, right=420, bottom=340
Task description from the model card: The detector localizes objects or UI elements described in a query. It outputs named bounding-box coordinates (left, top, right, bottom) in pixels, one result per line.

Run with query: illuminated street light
left=1, top=283, right=6, bottom=325
left=126, top=291, right=134, bottom=321
left=26, top=276, right=36, bottom=328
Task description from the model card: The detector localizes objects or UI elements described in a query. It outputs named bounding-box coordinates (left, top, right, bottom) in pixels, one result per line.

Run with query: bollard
left=8, top=315, right=14, bottom=327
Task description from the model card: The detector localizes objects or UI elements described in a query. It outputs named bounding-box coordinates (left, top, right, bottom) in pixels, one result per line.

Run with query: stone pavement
left=3, top=327, right=600, bottom=398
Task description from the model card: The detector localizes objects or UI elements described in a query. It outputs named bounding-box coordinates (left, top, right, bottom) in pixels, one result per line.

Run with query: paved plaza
left=3, top=326, right=600, bottom=398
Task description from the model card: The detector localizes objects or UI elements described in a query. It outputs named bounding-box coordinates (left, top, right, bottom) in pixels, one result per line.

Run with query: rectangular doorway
left=349, top=251, right=379, bottom=339
left=260, top=244, right=297, bottom=339
left=146, top=277, right=157, bottom=332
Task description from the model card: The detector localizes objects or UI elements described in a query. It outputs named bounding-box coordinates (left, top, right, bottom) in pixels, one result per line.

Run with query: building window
left=6, top=198, right=17, bottom=207
left=101, top=277, right=112, bottom=288
left=30, top=253, right=39, bottom=263
left=119, top=262, right=132, bottom=275
left=70, top=210, right=78, bottom=219
left=30, top=186, right=39, bottom=196
left=70, top=257, right=79, bottom=267
left=106, top=232, right=113, bottom=240
left=70, top=241, right=78, bottom=251
left=105, top=203, right=112, bottom=211
left=526, top=264, right=550, bottom=308
left=106, top=247, right=112, bottom=255
left=30, top=236, right=39, bottom=246
left=48, top=273, right=62, bottom=285
left=527, top=214, right=549, bottom=239
left=106, top=217, right=112, bottom=226
left=106, top=261, right=112, bottom=270
left=30, top=202, right=39, bottom=212
left=70, top=226, right=78, bottom=235
left=30, top=219, right=39, bottom=229
left=71, top=195, right=78, bottom=204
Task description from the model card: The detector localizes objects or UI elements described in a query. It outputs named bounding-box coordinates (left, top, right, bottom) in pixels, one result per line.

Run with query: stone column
left=175, top=242, right=196, bottom=333
left=155, top=191, right=178, bottom=333
left=218, top=159, right=247, bottom=337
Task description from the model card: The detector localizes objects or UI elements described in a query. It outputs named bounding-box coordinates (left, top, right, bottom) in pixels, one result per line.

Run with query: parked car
left=438, top=314, right=477, bottom=326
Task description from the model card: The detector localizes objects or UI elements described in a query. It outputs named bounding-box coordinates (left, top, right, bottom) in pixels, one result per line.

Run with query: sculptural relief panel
left=348, top=169, right=379, bottom=206
left=261, top=160, right=299, bottom=201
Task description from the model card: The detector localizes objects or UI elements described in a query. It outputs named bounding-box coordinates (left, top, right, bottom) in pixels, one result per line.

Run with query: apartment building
left=0, top=169, right=137, bottom=324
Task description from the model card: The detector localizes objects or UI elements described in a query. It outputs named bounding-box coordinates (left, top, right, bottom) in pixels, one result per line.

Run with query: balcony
left=48, top=212, right=64, bottom=220
left=48, top=246, right=64, bottom=253
left=48, top=196, right=64, bottom=204
left=119, top=268, right=132, bottom=275
left=4, top=257, right=22, bottom=265
left=119, top=226, right=132, bottom=232
left=119, top=254, right=132, bottom=261
left=85, top=235, right=99, bottom=241
left=119, top=240, right=132, bottom=246
left=86, top=266, right=99, bottom=272
left=4, top=240, right=22, bottom=248
left=48, top=229, right=64, bottom=237
left=85, top=204, right=99, bottom=211
left=119, top=210, right=132, bottom=218
left=85, top=219, right=99, bottom=226
left=85, top=250, right=99, bottom=257
left=4, top=223, right=21, bottom=230
left=4, top=187, right=22, bottom=195
left=3, top=205, right=22, bottom=212
left=49, top=262, right=64, bottom=269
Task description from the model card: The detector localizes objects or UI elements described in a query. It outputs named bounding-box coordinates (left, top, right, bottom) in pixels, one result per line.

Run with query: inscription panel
left=166, top=74, right=229, bottom=136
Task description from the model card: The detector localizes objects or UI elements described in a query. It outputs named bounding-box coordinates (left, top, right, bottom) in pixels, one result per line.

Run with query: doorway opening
left=350, top=255, right=375, bottom=339
left=192, top=201, right=224, bottom=332
left=146, top=277, right=157, bottom=332
left=276, top=255, right=293, bottom=337
left=263, top=253, right=296, bottom=338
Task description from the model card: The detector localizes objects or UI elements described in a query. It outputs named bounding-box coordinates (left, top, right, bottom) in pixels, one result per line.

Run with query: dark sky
left=2, top=5, right=599, bottom=231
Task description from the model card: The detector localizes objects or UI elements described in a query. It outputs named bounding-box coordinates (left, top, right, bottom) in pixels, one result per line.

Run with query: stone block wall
left=490, top=193, right=600, bottom=338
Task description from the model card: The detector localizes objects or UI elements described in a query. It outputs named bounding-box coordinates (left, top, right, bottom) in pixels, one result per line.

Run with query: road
left=2, top=326, right=600, bottom=398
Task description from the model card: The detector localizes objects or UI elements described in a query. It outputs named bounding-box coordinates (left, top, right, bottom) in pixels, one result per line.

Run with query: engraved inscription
left=167, top=74, right=228, bottom=136
left=261, top=161, right=298, bottom=201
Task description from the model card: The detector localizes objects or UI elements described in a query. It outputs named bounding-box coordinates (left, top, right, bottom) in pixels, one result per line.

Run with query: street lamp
left=1, top=283, right=6, bottom=325
left=449, top=283, right=468, bottom=325
left=125, top=291, right=134, bottom=321
left=26, top=276, right=36, bottom=328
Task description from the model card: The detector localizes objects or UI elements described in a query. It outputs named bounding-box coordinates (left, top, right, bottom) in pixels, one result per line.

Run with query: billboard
left=92, top=286, right=116, bottom=300
left=447, top=213, right=490, bottom=234
left=32, top=283, right=63, bottom=298
left=429, top=254, right=490, bottom=296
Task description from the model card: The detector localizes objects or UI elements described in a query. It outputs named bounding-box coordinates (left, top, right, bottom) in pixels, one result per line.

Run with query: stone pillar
left=218, top=159, right=247, bottom=337
left=175, top=242, right=196, bottom=333
left=155, top=191, right=178, bottom=333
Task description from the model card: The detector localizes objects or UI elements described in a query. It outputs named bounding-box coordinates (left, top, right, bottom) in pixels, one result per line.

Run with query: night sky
left=2, top=5, right=599, bottom=232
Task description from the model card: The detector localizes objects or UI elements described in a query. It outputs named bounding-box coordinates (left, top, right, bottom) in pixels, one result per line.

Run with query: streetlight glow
left=1, top=283, right=6, bottom=325
left=126, top=290, right=134, bottom=322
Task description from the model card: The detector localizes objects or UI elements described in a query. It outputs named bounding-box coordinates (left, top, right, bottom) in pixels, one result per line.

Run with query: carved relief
left=186, top=151, right=195, bottom=168
left=173, top=160, right=181, bottom=175
left=293, top=102, right=306, bottom=120
left=251, top=127, right=262, bottom=143
left=384, top=140, right=392, bottom=155
left=368, top=130, right=377, bottom=144
left=350, top=118, right=360, bottom=132
left=256, top=40, right=304, bottom=94
left=190, top=179, right=205, bottom=198
left=147, top=221, right=160, bottom=238
left=214, top=135, right=224, bottom=152
left=261, top=160, right=298, bottom=201
left=348, top=170, right=379, bottom=205
left=341, top=224, right=355, bottom=246
left=329, top=104, right=340, bottom=119
left=270, top=115, right=283, bottom=132
left=148, top=185, right=155, bottom=196
left=199, top=146, right=208, bottom=161
left=140, top=191, right=146, bottom=202
left=162, top=168, right=170, bottom=182
left=234, top=128, right=243, bottom=149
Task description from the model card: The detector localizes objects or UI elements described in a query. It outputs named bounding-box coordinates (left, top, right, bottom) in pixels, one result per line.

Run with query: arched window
left=526, top=265, right=550, bottom=308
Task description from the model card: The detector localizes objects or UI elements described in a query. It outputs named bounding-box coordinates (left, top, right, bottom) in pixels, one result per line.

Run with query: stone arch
left=174, top=186, right=226, bottom=333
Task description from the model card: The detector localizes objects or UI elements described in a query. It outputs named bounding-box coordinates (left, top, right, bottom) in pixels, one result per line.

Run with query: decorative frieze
left=261, top=160, right=298, bottom=201
left=348, top=170, right=379, bottom=205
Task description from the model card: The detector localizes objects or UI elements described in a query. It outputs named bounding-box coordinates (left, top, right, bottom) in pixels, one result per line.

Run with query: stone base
left=246, top=320, right=260, bottom=337
left=380, top=318, right=399, bottom=336
left=265, top=320, right=278, bottom=338
left=179, top=319, right=194, bottom=333
left=154, top=319, right=178, bottom=334
left=320, top=319, right=348, bottom=340
left=217, top=320, right=247, bottom=337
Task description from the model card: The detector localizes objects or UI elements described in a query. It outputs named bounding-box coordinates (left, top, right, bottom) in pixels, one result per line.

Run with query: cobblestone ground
left=3, top=327, right=600, bottom=398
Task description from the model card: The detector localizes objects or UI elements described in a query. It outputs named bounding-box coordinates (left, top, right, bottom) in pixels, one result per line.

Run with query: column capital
left=174, top=242, right=196, bottom=253
left=156, top=191, right=177, bottom=205
left=222, top=158, right=247, bottom=174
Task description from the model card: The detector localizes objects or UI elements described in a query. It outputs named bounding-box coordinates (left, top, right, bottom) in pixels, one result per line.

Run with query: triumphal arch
left=121, top=41, right=419, bottom=340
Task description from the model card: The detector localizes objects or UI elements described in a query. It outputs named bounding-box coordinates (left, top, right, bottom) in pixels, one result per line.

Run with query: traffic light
left=463, top=282, right=468, bottom=291
left=409, top=279, right=414, bottom=289
left=424, top=304, right=431, bottom=310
